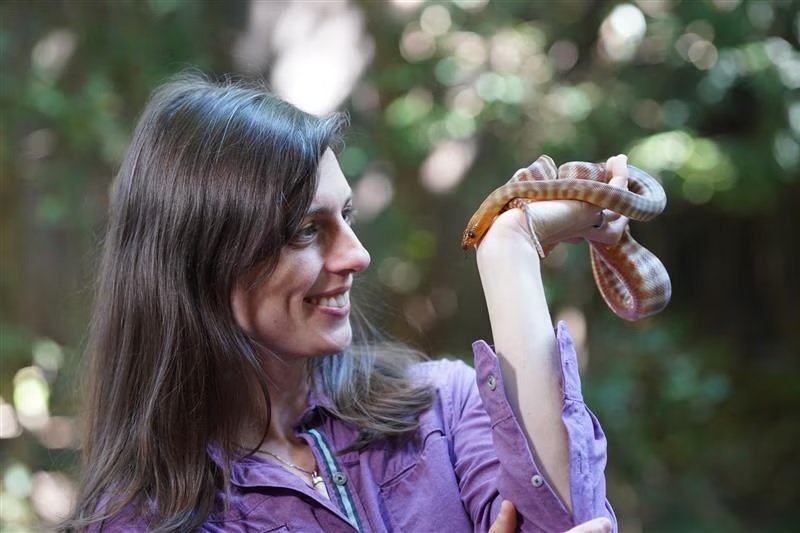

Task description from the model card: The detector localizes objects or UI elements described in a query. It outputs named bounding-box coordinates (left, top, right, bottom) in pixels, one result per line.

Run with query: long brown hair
left=63, top=73, right=433, bottom=531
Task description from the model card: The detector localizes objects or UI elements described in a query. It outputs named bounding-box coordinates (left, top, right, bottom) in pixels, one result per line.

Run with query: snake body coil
left=462, top=155, right=671, bottom=321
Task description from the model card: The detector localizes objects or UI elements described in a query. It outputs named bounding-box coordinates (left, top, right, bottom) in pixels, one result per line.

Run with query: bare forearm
left=476, top=230, right=572, bottom=511
left=472, top=155, right=630, bottom=519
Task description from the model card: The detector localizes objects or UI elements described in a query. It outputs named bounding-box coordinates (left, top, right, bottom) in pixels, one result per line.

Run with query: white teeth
left=307, top=292, right=349, bottom=308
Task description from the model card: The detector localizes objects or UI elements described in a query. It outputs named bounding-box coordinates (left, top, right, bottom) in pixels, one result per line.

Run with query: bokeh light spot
left=32, top=339, right=64, bottom=373
left=773, top=131, right=800, bottom=172
left=3, top=463, right=32, bottom=498
left=31, top=471, right=76, bottom=524
left=420, top=4, right=452, bottom=37
left=386, top=88, right=434, bottom=128
left=400, top=24, right=436, bottom=62
left=354, top=169, right=394, bottom=221
left=548, top=40, right=579, bottom=72
left=419, top=139, right=477, bottom=194
left=0, top=398, right=22, bottom=439
left=13, top=367, right=50, bottom=430
left=378, top=257, right=422, bottom=294
left=31, top=29, right=76, bottom=80
left=599, top=4, right=647, bottom=62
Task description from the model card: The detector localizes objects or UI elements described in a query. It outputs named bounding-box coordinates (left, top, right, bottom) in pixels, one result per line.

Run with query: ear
left=230, top=282, right=254, bottom=336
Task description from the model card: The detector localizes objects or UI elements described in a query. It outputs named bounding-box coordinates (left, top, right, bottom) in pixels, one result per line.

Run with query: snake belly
left=462, top=155, right=672, bottom=321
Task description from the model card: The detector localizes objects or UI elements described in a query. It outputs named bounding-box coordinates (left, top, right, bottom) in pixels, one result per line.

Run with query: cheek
left=233, top=252, right=322, bottom=335
left=264, top=257, right=321, bottom=309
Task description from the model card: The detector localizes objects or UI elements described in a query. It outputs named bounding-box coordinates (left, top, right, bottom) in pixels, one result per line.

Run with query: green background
left=2, top=0, right=799, bottom=531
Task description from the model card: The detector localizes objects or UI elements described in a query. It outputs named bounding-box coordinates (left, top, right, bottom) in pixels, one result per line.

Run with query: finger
left=594, top=209, right=627, bottom=227
left=608, top=174, right=627, bottom=189
left=564, top=517, right=613, bottom=533
left=521, top=199, right=600, bottom=245
left=606, top=154, right=629, bottom=189
left=592, top=209, right=606, bottom=228
left=488, top=500, right=518, bottom=533
left=564, top=211, right=627, bottom=245
left=597, top=517, right=613, bottom=533
left=584, top=215, right=629, bottom=246
left=606, top=154, right=627, bottom=176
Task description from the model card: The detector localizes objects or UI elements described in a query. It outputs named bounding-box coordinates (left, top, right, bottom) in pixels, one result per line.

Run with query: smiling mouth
left=304, top=291, right=350, bottom=308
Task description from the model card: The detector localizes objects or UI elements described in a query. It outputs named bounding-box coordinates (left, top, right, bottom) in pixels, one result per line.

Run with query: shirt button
left=531, top=474, right=544, bottom=488
left=487, top=375, right=497, bottom=390
left=332, top=472, right=347, bottom=486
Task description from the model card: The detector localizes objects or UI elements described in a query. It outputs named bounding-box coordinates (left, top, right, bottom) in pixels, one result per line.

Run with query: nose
left=327, top=221, right=371, bottom=274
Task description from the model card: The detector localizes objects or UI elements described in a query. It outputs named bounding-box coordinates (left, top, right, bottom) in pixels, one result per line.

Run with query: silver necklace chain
left=260, top=450, right=325, bottom=487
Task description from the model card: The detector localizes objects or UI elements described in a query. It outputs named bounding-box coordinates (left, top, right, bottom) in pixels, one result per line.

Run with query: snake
left=462, top=155, right=671, bottom=321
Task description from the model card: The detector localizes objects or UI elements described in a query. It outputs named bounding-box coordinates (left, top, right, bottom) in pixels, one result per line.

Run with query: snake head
left=461, top=228, right=477, bottom=250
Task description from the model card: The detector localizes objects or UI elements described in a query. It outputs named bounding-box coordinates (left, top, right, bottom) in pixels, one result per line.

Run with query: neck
left=240, top=353, right=312, bottom=449
left=238, top=352, right=330, bottom=499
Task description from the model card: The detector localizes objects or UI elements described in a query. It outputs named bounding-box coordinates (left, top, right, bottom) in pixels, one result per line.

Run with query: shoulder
left=408, top=358, right=475, bottom=390
left=408, top=358, right=482, bottom=420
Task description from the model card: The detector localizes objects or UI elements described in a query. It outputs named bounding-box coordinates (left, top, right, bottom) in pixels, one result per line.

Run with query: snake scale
left=462, top=155, right=671, bottom=321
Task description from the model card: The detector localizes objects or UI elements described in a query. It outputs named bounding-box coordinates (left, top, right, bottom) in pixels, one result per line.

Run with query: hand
left=488, top=500, right=518, bottom=533
left=525, top=154, right=630, bottom=250
left=478, top=155, right=630, bottom=254
left=564, top=517, right=613, bottom=533
left=487, top=501, right=612, bottom=533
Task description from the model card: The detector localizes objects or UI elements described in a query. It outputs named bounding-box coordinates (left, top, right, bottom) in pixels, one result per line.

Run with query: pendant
left=311, top=471, right=324, bottom=486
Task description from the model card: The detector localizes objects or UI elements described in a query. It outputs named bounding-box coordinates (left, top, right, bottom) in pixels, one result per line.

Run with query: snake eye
left=467, top=230, right=475, bottom=239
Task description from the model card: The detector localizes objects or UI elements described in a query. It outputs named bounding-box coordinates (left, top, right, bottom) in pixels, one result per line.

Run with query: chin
left=319, top=329, right=353, bottom=356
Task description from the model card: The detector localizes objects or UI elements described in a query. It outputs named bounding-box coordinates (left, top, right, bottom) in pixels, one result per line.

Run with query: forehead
left=310, top=150, right=351, bottom=208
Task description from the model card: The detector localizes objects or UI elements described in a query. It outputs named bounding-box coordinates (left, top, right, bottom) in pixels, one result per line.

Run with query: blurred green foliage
left=2, top=0, right=799, bottom=531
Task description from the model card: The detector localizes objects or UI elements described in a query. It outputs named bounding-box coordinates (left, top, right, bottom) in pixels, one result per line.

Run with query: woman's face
left=232, top=150, right=371, bottom=361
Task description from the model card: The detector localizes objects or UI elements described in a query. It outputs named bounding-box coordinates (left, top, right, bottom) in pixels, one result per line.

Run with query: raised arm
left=475, top=155, right=629, bottom=512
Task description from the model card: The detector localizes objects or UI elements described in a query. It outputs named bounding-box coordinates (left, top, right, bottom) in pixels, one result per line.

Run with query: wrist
left=476, top=225, right=542, bottom=276
left=476, top=206, right=549, bottom=264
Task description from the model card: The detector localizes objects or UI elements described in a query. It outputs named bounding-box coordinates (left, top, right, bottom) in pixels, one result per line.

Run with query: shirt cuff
left=471, top=321, right=615, bottom=531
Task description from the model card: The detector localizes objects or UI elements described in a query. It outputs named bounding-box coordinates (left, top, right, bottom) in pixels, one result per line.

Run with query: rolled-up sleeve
left=472, top=321, right=616, bottom=532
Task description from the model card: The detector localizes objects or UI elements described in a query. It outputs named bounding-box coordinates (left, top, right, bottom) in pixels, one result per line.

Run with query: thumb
left=488, top=500, right=518, bottom=533
left=606, top=154, right=629, bottom=189
left=564, top=517, right=613, bottom=533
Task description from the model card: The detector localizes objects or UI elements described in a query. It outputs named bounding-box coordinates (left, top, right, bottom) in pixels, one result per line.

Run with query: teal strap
left=304, top=427, right=363, bottom=532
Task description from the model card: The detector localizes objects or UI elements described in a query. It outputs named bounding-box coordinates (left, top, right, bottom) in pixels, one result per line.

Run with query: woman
left=62, top=74, right=623, bottom=532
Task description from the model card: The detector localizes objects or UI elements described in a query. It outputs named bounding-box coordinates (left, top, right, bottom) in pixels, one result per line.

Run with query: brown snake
left=462, top=155, right=671, bottom=321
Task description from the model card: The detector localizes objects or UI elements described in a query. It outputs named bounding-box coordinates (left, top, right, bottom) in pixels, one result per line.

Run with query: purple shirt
left=97, top=322, right=615, bottom=532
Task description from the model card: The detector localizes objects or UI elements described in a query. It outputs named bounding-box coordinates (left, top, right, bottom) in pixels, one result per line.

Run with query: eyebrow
left=305, top=194, right=353, bottom=218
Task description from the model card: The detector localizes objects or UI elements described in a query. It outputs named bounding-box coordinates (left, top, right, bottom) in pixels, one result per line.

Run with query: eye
left=291, top=223, right=318, bottom=245
left=342, top=205, right=357, bottom=226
